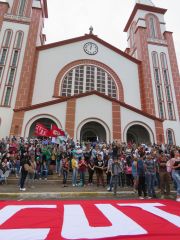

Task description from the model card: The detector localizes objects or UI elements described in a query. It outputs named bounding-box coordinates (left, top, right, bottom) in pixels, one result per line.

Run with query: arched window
left=61, top=65, right=117, bottom=99
left=160, top=53, right=175, bottom=120
left=146, top=14, right=161, bottom=39
left=166, top=129, right=175, bottom=145
left=149, top=17, right=157, bottom=38
left=152, top=51, right=165, bottom=119
left=14, top=31, right=23, bottom=49
left=2, top=31, right=23, bottom=107
left=0, top=29, right=13, bottom=85
left=18, top=0, right=27, bottom=16
left=2, top=29, right=13, bottom=48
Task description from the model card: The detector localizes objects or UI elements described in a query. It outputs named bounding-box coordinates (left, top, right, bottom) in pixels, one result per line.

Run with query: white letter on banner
left=118, top=203, right=180, bottom=227
left=62, top=204, right=147, bottom=239
left=0, top=205, right=56, bottom=240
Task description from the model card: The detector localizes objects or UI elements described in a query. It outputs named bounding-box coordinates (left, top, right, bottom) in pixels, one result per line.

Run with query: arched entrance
left=126, top=124, right=151, bottom=145
left=29, top=118, right=57, bottom=137
left=80, top=121, right=106, bottom=142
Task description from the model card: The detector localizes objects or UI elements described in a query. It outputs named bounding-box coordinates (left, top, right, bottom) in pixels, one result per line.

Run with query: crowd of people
left=0, top=136, right=180, bottom=201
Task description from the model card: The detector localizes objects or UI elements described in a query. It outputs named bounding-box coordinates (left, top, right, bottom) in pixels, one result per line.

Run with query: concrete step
left=6, top=173, right=94, bottom=184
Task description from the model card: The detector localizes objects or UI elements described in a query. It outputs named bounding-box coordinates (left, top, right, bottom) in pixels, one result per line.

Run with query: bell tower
left=124, top=0, right=180, bottom=144
left=0, top=0, right=48, bottom=137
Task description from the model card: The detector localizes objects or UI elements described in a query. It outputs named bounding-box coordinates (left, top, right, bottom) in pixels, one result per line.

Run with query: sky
left=44, top=0, right=180, bottom=68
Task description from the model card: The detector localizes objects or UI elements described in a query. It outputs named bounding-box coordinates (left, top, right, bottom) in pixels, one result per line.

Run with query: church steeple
left=135, top=0, right=155, bottom=6
left=124, top=0, right=180, bottom=125
left=124, top=0, right=167, bottom=117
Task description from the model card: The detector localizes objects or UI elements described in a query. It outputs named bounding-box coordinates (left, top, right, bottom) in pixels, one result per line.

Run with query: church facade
left=0, top=0, right=180, bottom=145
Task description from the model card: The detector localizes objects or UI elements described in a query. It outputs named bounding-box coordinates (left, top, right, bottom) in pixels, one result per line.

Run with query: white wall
left=32, top=38, right=141, bottom=109
left=75, top=95, right=112, bottom=141
left=22, top=101, right=67, bottom=137
left=0, top=108, right=14, bottom=137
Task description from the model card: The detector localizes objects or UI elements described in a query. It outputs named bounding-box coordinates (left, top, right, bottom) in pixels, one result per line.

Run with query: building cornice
left=124, top=3, right=167, bottom=32
left=14, top=90, right=163, bottom=122
left=0, top=1, right=9, bottom=7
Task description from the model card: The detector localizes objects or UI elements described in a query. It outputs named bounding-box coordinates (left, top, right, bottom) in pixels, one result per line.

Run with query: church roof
left=14, top=91, right=163, bottom=122
left=124, top=3, right=167, bottom=32
left=37, top=34, right=141, bottom=64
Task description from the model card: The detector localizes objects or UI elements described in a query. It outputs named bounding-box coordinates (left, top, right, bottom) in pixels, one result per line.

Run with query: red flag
left=34, top=123, right=50, bottom=137
left=49, top=125, right=65, bottom=137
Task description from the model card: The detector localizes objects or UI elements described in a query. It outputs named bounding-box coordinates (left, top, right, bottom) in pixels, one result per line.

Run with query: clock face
left=83, top=42, right=98, bottom=55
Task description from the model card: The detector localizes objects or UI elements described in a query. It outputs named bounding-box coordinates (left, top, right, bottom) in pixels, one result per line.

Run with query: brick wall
left=155, top=120, right=164, bottom=144
left=0, top=3, right=8, bottom=30
left=112, top=101, right=121, bottom=141
left=65, top=98, right=76, bottom=138
left=136, top=27, right=156, bottom=116
left=10, top=7, right=42, bottom=136
left=164, top=31, right=180, bottom=119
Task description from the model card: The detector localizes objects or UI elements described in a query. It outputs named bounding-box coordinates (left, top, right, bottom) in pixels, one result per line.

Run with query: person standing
left=144, top=153, right=156, bottom=198
left=94, top=154, right=105, bottom=187
left=137, top=153, right=147, bottom=199
left=132, top=156, right=138, bottom=193
left=106, top=155, right=113, bottom=191
left=111, top=157, right=121, bottom=195
left=71, top=155, right=78, bottom=186
left=19, top=152, right=31, bottom=191
left=62, top=156, right=69, bottom=187
left=87, top=156, right=95, bottom=185
left=171, top=150, right=180, bottom=202
left=78, top=156, right=87, bottom=187
left=158, top=153, right=171, bottom=198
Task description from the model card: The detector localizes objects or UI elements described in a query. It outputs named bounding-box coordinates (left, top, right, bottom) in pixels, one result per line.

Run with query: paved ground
left=0, top=176, right=177, bottom=200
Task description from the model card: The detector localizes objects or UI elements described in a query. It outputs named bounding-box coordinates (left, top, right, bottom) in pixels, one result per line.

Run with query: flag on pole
left=49, top=125, right=65, bottom=137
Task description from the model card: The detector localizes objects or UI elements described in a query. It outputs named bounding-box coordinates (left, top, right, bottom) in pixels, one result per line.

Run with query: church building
left=0, top=0, right=180, bottom=145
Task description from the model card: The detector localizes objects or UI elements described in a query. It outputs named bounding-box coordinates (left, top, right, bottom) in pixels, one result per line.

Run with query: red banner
left=0, top=200, right=179, bottom=240
left=34, top=123, right=50, bottom=137
left=49, top=124, right=65, bottom=137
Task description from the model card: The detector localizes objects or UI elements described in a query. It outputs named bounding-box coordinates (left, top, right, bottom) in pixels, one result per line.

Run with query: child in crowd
left=78, top=156, right=87, bottom=187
